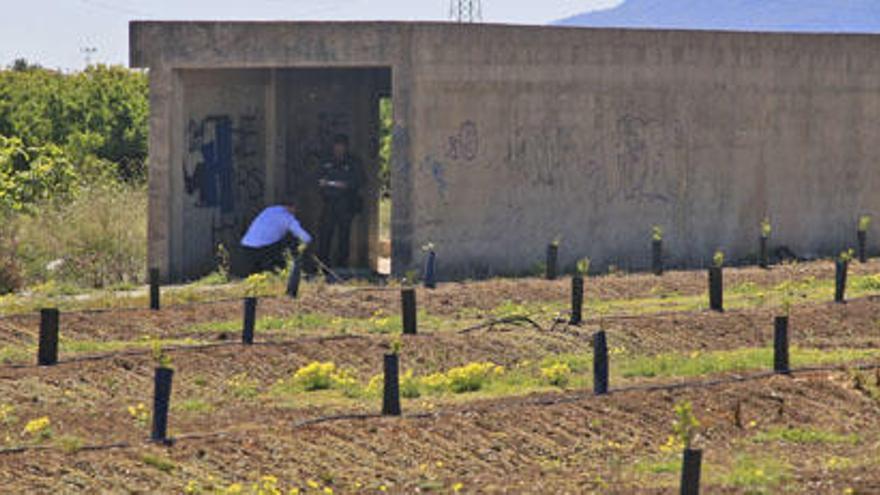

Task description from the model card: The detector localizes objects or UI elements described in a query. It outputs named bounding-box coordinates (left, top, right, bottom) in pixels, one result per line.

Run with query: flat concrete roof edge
left=128, top=19, right=880, bottom=37
left=129, top=19, right=880, bottom=68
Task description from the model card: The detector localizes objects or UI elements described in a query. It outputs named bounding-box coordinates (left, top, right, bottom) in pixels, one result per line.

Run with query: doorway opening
left=278, top=67, right=392, bottom=278
left=377, top=95, right=393, bottom=276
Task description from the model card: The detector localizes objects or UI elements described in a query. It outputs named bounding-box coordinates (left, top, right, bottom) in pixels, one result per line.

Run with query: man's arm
left=285, top=214, right=313, bottom=244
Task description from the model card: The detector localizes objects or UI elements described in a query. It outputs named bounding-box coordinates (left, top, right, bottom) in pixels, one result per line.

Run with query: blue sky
left=0, top=0, right=621, bottom=70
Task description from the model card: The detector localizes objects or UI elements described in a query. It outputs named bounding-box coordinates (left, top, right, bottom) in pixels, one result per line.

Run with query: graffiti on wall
left=503, top=113, right=687, bottom=207
left=446, top=120, right=479, bottom=161
left=183, top=111, right=264, bottom=247
left=420, top=155, right=448, bottom=201
left=506, top=124, right=577, bottom=187
left=614, top=113, right=686, bottom=205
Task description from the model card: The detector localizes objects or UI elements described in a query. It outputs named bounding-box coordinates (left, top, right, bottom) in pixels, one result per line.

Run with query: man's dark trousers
left=318, top=200, right=354, bottom=267
left=241, top=236, right=296, bottom=276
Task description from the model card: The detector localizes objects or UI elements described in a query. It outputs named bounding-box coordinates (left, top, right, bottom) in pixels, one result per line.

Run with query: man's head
left=332, top=134, right=349, bottom=160
left=283, top=201, right=298, bottom=215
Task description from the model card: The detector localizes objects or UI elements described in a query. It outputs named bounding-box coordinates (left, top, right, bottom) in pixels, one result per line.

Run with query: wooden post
left=680, top=448, right=702, bottom=495
left=593, top=330, right=608, bottom=395
left=286, top=257, right=302, bottom=298
left=242, top=297, right=257, bottom=345
left=382, top=353, right=401, bottom=416
left=858, top=230, right=868, bottom=263
left=570, top=276, right=584, bottom=325
left=759, top=236, right=769, bottom=269
left=652, top=239, right=664, bottom=276
left=401, top=289, right=417, bottom=335
left=149, top=268, right=160, bottom=311
left=38, top=308, right=59, bottom=366
left=708, top=267, right=723, bottom=312
left=835, top=260, right=848, bottom=303
left=151, top=367, right=174, bottom=443
left=774, top=316, right=789, bottom=374
left=424, top=250, right=437, bottom=289
left=546, top=244, right=558, bottom=280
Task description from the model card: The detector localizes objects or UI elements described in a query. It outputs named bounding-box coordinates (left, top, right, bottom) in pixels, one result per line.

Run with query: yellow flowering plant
left=541, top=362, right=572, bottom=387
left=23, top=416, right=52, bottom=441
left=292, top=362, right=356, bottom=392
left=127, top=403, right=149, bottom=428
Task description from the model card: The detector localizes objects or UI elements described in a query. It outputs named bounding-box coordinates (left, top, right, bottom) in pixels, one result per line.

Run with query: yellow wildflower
left=23, top=416, right=51, bottom=437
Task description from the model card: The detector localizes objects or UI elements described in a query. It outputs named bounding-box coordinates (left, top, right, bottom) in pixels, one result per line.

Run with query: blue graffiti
left=184, top=116, right=236, bottom=213
left=421, top=156, right=448, bottom=200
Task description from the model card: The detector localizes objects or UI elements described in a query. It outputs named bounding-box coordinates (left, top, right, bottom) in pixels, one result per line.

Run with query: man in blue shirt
left=240, top=203, right=312, bottom=276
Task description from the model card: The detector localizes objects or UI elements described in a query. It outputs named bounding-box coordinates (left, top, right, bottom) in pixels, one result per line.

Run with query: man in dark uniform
left=317, top=134, right=365, bottom=268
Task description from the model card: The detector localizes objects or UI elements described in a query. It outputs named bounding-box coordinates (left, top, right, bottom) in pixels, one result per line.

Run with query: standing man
left=317, top=134, right=365, bottom=268
left=240, top=203, right=312, bottom=276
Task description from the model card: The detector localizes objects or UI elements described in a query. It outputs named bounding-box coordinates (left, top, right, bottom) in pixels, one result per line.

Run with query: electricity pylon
left=449, top=0, right=482, bottom=22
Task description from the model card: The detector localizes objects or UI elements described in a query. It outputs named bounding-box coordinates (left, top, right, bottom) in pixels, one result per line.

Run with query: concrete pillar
left=146, top=66, right=174, bottom=282
left=264, top=69, right=279, bottom=204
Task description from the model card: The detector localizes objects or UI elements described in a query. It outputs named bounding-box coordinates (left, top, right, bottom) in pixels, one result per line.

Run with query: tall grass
left=0, top=213, right=22, bottom=293
left=12, top=182, right=146, bottom=290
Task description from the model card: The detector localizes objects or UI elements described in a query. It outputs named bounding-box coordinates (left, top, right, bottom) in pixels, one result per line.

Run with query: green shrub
left=0, top=136, right=85, bottom=213
left=0, top=64, right=149, bottom=292
left=0, top=64, right=148, bottom=179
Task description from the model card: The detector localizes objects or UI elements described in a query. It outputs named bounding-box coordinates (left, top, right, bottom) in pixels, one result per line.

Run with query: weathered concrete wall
left=132, top=22, right=880, bottom=280
left=176, top=69, right=269, bottom=277
left=406, top=25, right=880, bottom=275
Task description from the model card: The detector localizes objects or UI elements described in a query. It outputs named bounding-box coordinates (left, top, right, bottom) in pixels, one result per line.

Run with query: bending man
left=240, top=203, right=312, bottom=276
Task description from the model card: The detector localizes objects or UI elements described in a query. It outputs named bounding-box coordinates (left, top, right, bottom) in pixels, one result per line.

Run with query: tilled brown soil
left=1, top=259, right=877, bottom=347
left=1, top=369, right=879, bottom=493
left=0, top=260, right=878, bottom=493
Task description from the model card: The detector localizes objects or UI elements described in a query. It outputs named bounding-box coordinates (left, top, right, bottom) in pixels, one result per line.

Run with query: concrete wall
left=177, top=69, right=268, bottom=277
left=131, top=22, right=880, bottom=281
left=406, top=25, right=880, bottom=276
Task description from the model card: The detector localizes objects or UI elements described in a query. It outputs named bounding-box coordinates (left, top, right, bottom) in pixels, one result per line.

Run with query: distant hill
left=557, top=0, right=880, bottom=33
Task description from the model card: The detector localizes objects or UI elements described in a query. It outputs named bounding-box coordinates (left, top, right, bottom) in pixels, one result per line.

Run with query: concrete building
left=130, top=21, right=880, bottom=281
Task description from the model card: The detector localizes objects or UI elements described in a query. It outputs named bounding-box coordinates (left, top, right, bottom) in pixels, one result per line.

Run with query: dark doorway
left=278, top=67, right=392, bottom=275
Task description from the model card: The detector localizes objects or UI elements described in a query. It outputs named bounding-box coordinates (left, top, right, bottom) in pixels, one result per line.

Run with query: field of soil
left=0, top=260, right=879, bottom=493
